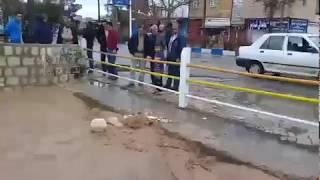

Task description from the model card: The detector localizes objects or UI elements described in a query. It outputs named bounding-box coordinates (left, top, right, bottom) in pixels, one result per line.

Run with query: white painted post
left=179, top=47, right=191, bottom=108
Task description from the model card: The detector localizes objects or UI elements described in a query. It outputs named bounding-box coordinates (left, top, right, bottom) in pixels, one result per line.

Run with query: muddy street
left=0, top=87, right=280, bottom=180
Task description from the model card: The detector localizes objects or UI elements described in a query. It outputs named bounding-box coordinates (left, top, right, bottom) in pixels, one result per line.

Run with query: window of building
left=260, top=36, right=285, bottom=50
left=209, top=0, right=217, bottom=7
left=192, top=0, right=200, bottom=8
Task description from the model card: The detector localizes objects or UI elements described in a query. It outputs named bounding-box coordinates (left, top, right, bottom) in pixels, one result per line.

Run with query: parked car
left=236, top=33, right=319, bottom=77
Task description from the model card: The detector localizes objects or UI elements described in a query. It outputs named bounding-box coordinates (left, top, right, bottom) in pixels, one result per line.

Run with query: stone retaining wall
left=0, top=44, right=85, bottom=89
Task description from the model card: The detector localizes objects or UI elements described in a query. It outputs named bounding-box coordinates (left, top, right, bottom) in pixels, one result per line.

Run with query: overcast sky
left=76, top=0, right=107, bottom=19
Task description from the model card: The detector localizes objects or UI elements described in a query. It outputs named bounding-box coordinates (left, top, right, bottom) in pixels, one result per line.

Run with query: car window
left=260, top=36, right=284, bottom=50
left=308, top=36, right=319, bottom=48
left=287, top=36, right=317, bottom=53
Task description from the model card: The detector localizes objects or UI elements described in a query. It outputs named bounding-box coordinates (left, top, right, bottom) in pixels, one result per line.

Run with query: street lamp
left=98, top=0, right=101, bottom=21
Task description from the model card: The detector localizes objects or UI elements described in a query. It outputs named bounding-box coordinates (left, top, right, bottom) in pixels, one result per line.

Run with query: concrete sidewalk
left=63, top=79, right=318, bottom=180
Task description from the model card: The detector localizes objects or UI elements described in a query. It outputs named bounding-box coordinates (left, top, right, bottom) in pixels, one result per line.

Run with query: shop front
left=245, top=17, right=309, bottom=44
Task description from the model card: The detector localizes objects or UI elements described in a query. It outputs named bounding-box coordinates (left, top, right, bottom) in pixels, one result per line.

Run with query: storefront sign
left=247, top=18, right=308, bottom=33
left=248, top=19, right=269, bottom=30
left=270, top=19, right=289, bottom=32
left=289, top=19, right=308, bottom=33
left=205, top=18, right=230, bottom=28
left=112, top=0, right=129, bottom=6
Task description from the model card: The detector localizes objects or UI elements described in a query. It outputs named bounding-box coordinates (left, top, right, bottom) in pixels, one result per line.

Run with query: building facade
left=188, top=0, right=319, bottom=49
left=241, top=0, right=319, bottom=43
left=188, top=0, right=233, bottom=47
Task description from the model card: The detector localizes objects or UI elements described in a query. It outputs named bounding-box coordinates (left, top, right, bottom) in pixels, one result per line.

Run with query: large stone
left=4, top=68, right=13, bottom=76
left=7, top=57, right=21, bottom=67
left=31, top=47, right=39, bottom=56
left=15, top=47, right=22, bottom=55
left=39, top=77, right=49, bottom=85
left=20, top=77, right=29, bottom=86
left=0, top=56, right=6, bottom=67
left=52, top=77, right=58, bottom=84
left=107, top=117, right=123, bottom=127
left=22, top=57, right=35, bottom=66
left=29, top=77, right=37, bottom=84
left=4, top=46, right=13, bottom=56
left=90, top=118, right=107, bottom=132
left=40, top=48, right=46, bottom=56
left=15, top=67, right=28, bottom=76
left=0, top=77, right=4, bottom=87
left=6, top=77, right=19, bottom=86
left=59, top=74, right=68, bottom=83
left=23, top=47, right=30, bottom=55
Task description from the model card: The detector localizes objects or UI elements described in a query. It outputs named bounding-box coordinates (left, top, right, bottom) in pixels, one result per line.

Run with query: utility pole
left=129, top=0, right=132, bottom=37
left=98, top=0, right=101, bottom=21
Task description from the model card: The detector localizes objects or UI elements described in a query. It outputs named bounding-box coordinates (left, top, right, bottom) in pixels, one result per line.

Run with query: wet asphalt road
left=189, top=54, right=318, bottom=122
left=86, top=42, right=318, bottom=122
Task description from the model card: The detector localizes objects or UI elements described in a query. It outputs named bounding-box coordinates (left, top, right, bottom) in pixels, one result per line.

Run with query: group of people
left=127, top=22, right=185, bottom=92
left=6, top=12, right=185, bottom=92
left=5, top=12, right=79, bottom=45
left=83, top=21, right=119, bottom=80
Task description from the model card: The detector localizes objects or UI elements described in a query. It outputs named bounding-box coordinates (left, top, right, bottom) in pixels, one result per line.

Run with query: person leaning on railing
left=126, top=25, right=146, bottom=87
left=165, top=22, right=186, bottom=91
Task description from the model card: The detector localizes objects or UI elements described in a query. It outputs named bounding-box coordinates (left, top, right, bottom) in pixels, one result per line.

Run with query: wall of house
left=241, top=0, right=318, bottom=21
left=205, top=0, right=233, bottom=18
left=189, top=0, right=205, bottom=19
left=0, top=44, right=84, bottom=90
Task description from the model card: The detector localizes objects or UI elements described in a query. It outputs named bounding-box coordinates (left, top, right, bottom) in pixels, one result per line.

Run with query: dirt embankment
left=0, top=87, right=280, bottom=180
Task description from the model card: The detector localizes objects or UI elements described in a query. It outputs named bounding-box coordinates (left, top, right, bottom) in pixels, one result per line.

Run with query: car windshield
left=308, top=36, right=319, bottom=47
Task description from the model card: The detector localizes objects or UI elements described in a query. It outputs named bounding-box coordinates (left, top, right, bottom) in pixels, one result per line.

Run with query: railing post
left=179, top=47, right=191, bottom=108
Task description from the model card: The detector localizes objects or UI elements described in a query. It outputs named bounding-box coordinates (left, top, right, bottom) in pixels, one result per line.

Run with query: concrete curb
left=191, top=47, right=235, bottom=56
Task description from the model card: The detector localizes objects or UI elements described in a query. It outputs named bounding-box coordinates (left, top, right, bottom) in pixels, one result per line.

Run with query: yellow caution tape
left=188, top=79, right=320, bottom=104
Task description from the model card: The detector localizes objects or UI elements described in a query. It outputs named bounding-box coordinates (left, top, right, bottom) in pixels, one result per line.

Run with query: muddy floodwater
left=0, top=87, right=280, bottom=180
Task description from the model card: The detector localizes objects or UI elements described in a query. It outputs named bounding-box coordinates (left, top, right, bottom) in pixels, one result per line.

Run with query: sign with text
left=112, top=0, right=129, bottom=6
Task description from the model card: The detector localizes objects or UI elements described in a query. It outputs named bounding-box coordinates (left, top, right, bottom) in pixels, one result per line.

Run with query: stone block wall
left=0, top=44, right=84, bottom=89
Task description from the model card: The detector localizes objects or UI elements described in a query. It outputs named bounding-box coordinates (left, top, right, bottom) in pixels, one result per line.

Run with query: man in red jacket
left=106, top=22, right=119, bottom=80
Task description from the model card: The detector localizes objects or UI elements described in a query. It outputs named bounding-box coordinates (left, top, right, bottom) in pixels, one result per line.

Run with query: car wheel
left=247, top=62, right=264, bottom=74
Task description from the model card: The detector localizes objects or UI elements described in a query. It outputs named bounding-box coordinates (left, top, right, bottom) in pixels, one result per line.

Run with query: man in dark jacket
left=96, top=21, right=107, bottom=73
left=34, top=15, right=53, bottom=44
left=144, top=24, right=157, bottom=84
left=83, top=21, right=96, bottom=73
left=165, top=23, right=186, bottom=91
left=126, top=25, right=145, bottom=87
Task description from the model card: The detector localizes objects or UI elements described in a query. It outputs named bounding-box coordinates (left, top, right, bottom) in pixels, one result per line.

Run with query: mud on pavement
left=0, top=86, right=285, bottom=180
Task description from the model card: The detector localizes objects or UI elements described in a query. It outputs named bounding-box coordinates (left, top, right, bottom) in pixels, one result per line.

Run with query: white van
left=236, top=33, right=319, bottom=77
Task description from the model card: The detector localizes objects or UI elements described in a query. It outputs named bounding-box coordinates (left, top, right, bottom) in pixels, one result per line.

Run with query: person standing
left=165, top=23, right=185, bottom=91
left=127, top=25, right=146, bottom=87
left=144, top=24, right=157, bottom=86
left=5, top=13, right=23, bottom=43
left=105, top=22, right=119, bottom=80
left=96, top=21, right=107, bottom=73
left=57, top=20, right=75, bottom=44
left=33, top=15, right=53, bottom=44
left=83, top=21, right=96, bottom=73
left=152, top=24, right=167, bottom=93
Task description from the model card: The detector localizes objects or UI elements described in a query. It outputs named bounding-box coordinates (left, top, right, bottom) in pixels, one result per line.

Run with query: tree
left=149, top=0, right=192, bottom=20
left=256, top=0, right=306, bottom=18
left=63, top=0, right=82, bottom=18
left=1, top=0, right=23, bottom=21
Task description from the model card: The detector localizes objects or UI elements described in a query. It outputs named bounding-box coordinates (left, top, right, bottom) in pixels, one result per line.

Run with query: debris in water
left=202, top=117, right=207, bottom=120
